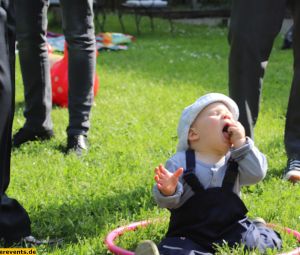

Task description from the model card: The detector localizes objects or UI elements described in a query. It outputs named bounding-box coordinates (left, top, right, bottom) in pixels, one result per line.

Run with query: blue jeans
left=15, top=0, right=96, bottom=136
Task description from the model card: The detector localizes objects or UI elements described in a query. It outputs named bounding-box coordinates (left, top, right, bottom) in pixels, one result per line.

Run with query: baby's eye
left=208, top=111, right=219, bottom=117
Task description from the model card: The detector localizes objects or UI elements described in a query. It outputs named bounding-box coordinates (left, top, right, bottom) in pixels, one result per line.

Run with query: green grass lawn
left=9, top=14, right=300, bottom=254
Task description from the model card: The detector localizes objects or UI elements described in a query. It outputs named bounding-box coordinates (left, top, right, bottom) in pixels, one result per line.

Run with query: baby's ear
left=188, top=128, right=200, bottom=142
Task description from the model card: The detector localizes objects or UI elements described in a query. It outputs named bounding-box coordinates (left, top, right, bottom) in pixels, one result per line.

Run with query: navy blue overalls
left=158, top=150, right=282, bottom=255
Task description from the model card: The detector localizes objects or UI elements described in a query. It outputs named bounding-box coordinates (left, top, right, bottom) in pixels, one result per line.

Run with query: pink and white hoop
left=105, top=220, right=300, bottom=255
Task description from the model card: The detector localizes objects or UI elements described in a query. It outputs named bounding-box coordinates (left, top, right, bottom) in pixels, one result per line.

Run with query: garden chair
left=49, top=0, right=107, bottom=32
left=117, top=0, right=173, bottom=34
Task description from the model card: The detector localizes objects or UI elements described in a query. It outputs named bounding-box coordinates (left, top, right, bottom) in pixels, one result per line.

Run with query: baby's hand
left=227, top=121, right=246, bottom=148
left=154, top=164, right=183, bottom=196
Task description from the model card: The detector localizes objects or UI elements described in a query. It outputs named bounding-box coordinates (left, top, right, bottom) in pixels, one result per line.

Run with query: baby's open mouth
left=222, top=124, right=231, bottom=140
left=222, top=124, right=229, bottom=133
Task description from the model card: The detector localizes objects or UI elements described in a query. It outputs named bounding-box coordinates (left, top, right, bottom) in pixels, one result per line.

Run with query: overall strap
left=183, top=150, right=204, bottom=193
left=222, top=158, right=239, bottom=190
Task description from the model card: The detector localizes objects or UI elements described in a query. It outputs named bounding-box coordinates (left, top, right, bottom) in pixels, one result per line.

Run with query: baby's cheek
left=209, top=117, right=220, bottom=125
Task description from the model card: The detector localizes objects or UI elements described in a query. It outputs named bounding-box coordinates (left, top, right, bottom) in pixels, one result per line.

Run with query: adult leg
left=228, top=0, right=286, bottom=138
left=284, top=0, right=300, bottom=182
left=60, top=0, right=96, bottom=139
left=0, top=1, right=13, bottom=195
left=14, top=0, right=53, bottom=136
left=0, top=0, right=31, bottom=242
left=60, top=0, right=96, bottom=155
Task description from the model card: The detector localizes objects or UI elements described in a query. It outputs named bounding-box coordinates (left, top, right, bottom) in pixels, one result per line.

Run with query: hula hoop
left=267, top=223, right=300, bottom=255
left=105, top=220, right=300, bottom=255
left=105, top=220, right=152, bottom=255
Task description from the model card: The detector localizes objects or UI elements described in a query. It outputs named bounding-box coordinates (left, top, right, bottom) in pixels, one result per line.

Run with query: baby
left=135, top=93, right=282, bottom=255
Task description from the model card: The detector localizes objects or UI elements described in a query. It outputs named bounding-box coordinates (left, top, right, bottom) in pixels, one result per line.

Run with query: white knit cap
left=177, top=93, right=239, bottom=152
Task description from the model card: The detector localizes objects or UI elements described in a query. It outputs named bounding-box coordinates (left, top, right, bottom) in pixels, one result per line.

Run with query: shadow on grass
left=29, top=185, right=156, bottom=251
left=53, top=144, right=68, bottom=154
left=14, top=100, right=64, bottom=112
left=264, top=167, right=285, bottom=180
left=260, top=137, right=287, bottom=180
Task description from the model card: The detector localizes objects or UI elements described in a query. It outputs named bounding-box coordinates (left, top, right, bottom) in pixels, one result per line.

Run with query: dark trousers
left=15, top=0, right=96, bottom=136
left=158, top=237, right=213, bottom=255
left=0, top=0, right=31, bottom=242
left=0, top=0, right=16, bottom=199
left=158, top=221, right=281, bottom=255
left=228, top=0, right=300, bottom=158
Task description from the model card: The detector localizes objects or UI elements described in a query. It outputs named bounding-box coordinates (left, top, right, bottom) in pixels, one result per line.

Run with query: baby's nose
left=223, top=114, right=231, bottom=120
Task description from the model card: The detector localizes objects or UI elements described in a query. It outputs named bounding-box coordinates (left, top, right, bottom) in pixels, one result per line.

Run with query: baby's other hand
left=154, top=164, right=183, bottom=196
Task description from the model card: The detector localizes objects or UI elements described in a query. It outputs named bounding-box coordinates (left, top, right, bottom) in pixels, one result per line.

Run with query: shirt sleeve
left=230, top=137, right=267, bottom=185
left=153, top=157, right=185, bottom=209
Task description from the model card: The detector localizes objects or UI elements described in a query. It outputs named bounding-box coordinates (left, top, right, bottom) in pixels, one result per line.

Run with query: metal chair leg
left=134, top=11, right=141, bottom=34
left=118, top=11, right=126, bottom=32
left=149, top=13, right=154, bottom=31
left=169, top=17, right=173, bottom=33
left=95, top=9, right=106, bottom=32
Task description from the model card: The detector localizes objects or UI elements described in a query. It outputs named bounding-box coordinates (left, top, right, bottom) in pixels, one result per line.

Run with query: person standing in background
left=228, top=0, right=300, bottom=183
left=13, top=0, right=97, bottom=156
left=0, top=0, right=32, bottom=244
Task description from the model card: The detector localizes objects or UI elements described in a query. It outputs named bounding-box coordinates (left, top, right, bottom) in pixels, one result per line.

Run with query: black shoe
left=66, top=135, right=88, bottom=156
left=22, top=236, right=63, bottom=247
left=3, top=235, right=63, bottom=247
left=281, top=25, right=293, bottom=50
left=13, top=128, right=54, bottom=148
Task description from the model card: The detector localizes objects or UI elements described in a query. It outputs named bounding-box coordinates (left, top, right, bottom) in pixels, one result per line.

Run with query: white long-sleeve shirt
left=153, top=137, right=267, bottom=209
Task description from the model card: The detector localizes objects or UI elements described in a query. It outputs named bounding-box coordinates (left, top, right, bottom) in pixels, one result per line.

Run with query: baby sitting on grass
left=135, top=93, right=282, bottom=255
